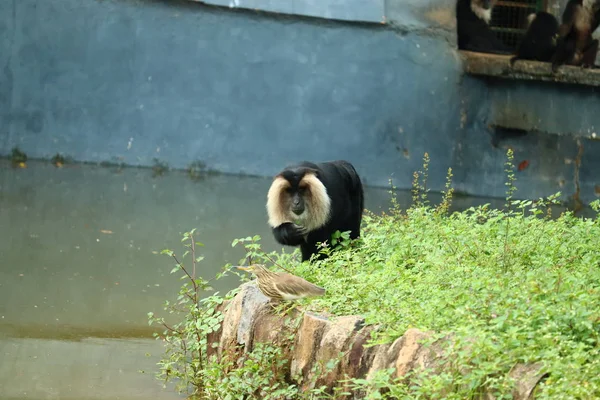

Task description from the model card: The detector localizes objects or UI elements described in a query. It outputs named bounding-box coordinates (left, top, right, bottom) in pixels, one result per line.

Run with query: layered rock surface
left=210, top=282, right=547, bottom=399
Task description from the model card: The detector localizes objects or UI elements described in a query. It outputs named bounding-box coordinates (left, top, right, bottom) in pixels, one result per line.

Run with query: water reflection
left=0, top=160, right=397, bottom=399
left=0, top=337, right=182, bottom=400
left=0, top=160, right=592, bottom=399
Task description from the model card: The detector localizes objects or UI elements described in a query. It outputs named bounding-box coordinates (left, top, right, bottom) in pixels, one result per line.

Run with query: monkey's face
left=288, top=186, right=307, bottom=216
left=267, top=166, right=331, bottom=232
left=283, top=169, right=314, bottom=218
left=269, top=167, right=317, bottom=224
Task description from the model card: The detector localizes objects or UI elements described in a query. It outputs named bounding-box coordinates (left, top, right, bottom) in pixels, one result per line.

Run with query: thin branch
left=263, top=253, right=295, bottom=274
left=161, top=322, right=182, bottom=335
left=171, top=253, right=196, bottom=288
left=190, top=233, right=197, bottom=283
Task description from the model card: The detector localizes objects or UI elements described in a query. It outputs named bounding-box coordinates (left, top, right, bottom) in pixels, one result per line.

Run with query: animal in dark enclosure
left=456, top=0, right=513, bottom=54
left=551, top=0, right=600, bottom=71
left=510, top=12, right=560, bottom=65
left=266, top=160, right=364, bottom=262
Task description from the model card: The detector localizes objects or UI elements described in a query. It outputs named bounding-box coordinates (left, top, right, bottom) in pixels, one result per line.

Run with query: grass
left=151, top=150, right=600, bottom=398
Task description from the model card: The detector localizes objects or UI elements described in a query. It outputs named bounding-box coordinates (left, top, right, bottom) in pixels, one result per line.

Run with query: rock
left=312, top=315, right=365, bottom=392
left=343, top=325, right=379, bottom=380
left=249, top=304, right=302, bottom=352
left=290, top=312, right=331, bottom=387
left=395, top=328, right=436, bottom=378
left=206, top=299, right=229, bottom=360
left=218, top=287, right=244, bottom=357
left=213, top=283, right=549, bottom=399
left=236, top=281, right=269, bottom=349
left=247, top=304, right=303, bottom=380
left=509, top=363, right=548, bottom=400
left=219, top=282, right=268, bottom=357
left=365, top=336, right=403, bottom=381
left=485, top=362, right=548, bottom=400
left=337, top=324, right=380, bottom=399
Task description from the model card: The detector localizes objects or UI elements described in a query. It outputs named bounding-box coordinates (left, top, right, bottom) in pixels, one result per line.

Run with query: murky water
left=0, top=159, right=399, bottom=399
left=0, top=159, right=590, bottom=399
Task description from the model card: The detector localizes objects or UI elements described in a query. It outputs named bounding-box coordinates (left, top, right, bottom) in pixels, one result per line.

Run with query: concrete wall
left=1, top=0, right=599, bottom=204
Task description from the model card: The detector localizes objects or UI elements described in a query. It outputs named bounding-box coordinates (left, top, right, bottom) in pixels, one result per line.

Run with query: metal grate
left=490, top=0, right=548, bottom=50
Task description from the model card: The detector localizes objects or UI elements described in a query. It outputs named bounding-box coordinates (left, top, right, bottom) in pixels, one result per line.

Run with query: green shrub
left=149, top=150, right=600, bottom=399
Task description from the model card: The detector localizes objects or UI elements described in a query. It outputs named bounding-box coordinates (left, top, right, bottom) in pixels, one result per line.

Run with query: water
left=0, top=159, right=590, bottom=399
left=0, top=159, right=398, bottom=399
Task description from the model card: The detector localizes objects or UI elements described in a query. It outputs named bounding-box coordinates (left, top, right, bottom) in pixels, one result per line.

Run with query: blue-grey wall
left=1, top=0, right=599, bottom=205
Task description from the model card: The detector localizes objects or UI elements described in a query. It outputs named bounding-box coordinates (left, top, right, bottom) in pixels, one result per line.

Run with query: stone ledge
left=460, top=51, right=600, bottom=88
left=210, top=282, right=548, bottom=398
left=188, top=0, right=386, bottom=24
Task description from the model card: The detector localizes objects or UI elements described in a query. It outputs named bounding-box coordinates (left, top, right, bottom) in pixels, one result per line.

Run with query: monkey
left=456, top=0, right=513, bottom=54
left=551, top=0, right=600, bottom=72
left=266, top=160, right=364, bottom=262
left=511, top=12, right=560, bottom=66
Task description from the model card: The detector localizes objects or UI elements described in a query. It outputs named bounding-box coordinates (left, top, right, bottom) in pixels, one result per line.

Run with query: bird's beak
left=236, top=266, right=251, bottom=271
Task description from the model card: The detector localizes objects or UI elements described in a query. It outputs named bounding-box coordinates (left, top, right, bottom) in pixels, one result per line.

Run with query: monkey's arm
left=557, top=22, right=573, bottom=39
left=552, top=5, right=577, bottom=72
left=558, top=3, right=577, bottom=38
left=272, top=223, right=307, bottom=246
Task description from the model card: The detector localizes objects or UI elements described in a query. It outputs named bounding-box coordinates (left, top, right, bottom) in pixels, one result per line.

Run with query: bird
left=236, top=264, right=326, bottom=302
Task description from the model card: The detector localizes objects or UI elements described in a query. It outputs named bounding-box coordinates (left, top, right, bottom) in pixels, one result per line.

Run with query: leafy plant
left=201, top=342, right=301, bottom=399
left=186, top=160, right=219, bottom=181
left=150, top=150, right=600, bottom=399
left=147, top=229, right=229, bottom=396
left=50, top=153, right=68, bottom=167
left=10, top=146, right=27, bottom=168
left=152, top=158, right=169, bottom=177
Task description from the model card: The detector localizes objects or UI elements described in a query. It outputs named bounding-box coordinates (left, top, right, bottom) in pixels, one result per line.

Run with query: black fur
left=456, top=0, right=513, bottom=55
left=511, top=12, right=559, bottom=65
left=552, top=0, right=600, bottom=72
left=270, top=160, right=364, bottom=262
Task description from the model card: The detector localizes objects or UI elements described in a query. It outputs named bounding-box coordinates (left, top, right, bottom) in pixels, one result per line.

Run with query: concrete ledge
left=211, top=282, right=549, bottom=398
left=192, top=0, right=386, bottom=24
left=460, top=51, right=600, bottom=88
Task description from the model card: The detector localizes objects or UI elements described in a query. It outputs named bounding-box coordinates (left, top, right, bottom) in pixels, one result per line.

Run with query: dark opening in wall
left=491, top=0, right=548, bottom=50
left=490, top=126, right=529, bottom=147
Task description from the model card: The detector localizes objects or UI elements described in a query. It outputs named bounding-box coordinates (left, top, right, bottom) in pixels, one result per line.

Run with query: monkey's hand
left=272, top=222, right=307, bottom=246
